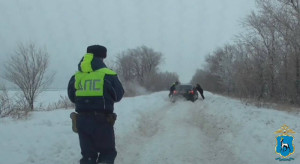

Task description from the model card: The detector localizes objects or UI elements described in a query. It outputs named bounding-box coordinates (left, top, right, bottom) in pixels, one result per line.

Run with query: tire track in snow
left=116, top=95, right=175, bottom=164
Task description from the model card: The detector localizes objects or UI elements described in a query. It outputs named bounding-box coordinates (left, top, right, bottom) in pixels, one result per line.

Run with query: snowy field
left=0, top=91, right=300, bottom=164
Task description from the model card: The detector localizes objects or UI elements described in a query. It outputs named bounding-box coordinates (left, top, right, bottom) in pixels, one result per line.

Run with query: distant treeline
left=191, top=0, right=300, bottom=104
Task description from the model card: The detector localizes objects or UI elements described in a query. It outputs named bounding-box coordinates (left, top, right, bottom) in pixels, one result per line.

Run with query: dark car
left=170, top=84, right=198, bottom=102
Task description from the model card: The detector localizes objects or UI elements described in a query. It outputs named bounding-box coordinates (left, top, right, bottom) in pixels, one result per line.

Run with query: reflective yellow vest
left=75, top=68, right=117, bottom=97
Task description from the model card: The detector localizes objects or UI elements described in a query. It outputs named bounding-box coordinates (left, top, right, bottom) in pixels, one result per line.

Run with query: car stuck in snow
left=170, top=84, right=198, bottom=102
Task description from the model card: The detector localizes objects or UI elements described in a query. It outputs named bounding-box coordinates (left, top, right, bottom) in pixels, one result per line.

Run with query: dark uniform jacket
left=68, top=57, right=124, bottom=113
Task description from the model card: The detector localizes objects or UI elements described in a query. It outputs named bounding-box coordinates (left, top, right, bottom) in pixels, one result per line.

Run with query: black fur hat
left=87, top=45, right=107, bottom=58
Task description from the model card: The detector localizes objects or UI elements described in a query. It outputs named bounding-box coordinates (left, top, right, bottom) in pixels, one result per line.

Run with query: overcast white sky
left=0, top=0, right=256, bottom=88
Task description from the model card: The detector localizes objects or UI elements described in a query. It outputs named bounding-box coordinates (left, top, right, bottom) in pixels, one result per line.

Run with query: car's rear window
left=176, top=85, right=193, bottom=91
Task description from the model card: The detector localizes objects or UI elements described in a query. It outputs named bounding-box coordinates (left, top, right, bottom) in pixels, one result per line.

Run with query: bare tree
left=115, top=52, right=136, bottom=81
left=116, top=45, right=163, bottom=85
left=115, top=45, right=181, bottom=94
left=3, top=43, right=54, bottom=111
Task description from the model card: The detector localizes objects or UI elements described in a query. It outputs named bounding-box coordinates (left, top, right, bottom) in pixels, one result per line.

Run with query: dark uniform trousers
left=77, top=113, right=117, bottom=164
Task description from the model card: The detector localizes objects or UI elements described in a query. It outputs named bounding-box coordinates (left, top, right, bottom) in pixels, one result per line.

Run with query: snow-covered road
left=0, top=91, right=299, bottom=164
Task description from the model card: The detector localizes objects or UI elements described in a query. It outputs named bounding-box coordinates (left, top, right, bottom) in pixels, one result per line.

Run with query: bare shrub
left=0, top=86, right=12, bottom=117
left=0, top=86, right=31, bottom=119
left=46, top=95, right=75, bottom=110
left=3, top=43, right=55, bottom=111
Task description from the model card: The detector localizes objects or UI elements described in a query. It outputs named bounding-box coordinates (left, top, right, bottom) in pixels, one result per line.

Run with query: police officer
left=68, top=45, right=124, bottom=164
